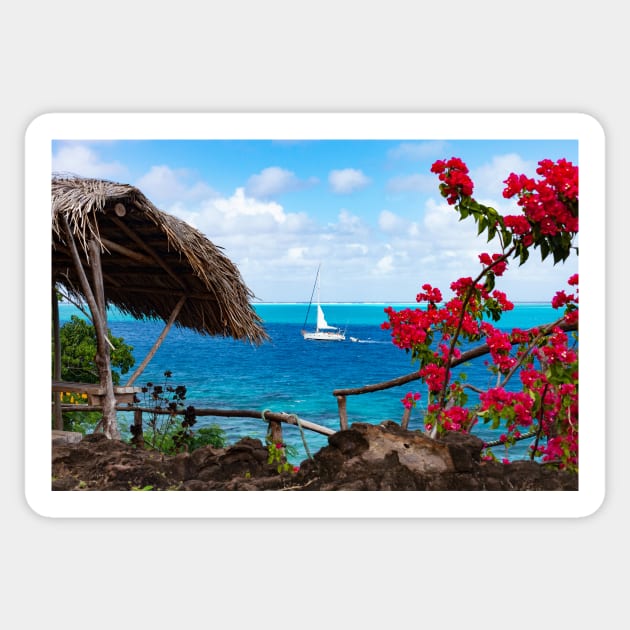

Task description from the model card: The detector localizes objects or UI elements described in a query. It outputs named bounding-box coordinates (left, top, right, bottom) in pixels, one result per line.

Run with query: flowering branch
left=382, top=156, right=579, bottom=470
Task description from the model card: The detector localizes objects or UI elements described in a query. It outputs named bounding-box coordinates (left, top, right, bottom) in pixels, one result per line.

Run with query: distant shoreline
left=59, top=300, right=554, bottom=308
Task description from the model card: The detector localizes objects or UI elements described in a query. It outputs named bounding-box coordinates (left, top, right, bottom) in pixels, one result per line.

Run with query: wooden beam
left=52, top=381, right=141, bottom=395
left=110, top=216, right=186, bottom=289
left=100, top=237, right=156, bottom=266
left=125, top=295, right=187, bottom=386
left=101, top=271, right=122, bottom=287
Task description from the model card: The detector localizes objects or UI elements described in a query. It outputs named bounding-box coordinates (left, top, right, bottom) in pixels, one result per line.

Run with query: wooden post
left=336, top=395, right=348, bottom=430
left=268, top=420, right=283, bottom=445
left=131, top=408, right=144, bottom=449
left=401, top=406, right=411, bottom=430
left=125, top=296, right=186, bottom=386
left=52, top=287, right=63, bottom=430
left=88, top=237, right=120, bottom=439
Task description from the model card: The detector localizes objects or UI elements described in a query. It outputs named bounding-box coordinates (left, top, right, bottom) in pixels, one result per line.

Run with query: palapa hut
left=52, top=175, right=268, bottom=439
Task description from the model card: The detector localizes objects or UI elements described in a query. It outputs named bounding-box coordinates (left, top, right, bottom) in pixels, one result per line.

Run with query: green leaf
left=519, top=245, right=530, bottom=266
left=484, top=271, right=496, bottom=292
left=540, top=239, right=550, bottom=261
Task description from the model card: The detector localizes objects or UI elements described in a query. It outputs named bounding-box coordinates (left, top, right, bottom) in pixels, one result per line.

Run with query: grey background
left=5, top=1, right=624, bottom=627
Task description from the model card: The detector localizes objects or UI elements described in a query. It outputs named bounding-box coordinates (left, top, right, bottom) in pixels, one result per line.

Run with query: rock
left=352, top=422, right=455, bottom=473
left=51, top=430, right=83, bottom=446
left=50, top=422, right=578, bottom=491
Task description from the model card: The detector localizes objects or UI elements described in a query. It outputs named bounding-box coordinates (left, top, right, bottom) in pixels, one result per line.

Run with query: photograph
left=26, top=112, right=604, bottom=517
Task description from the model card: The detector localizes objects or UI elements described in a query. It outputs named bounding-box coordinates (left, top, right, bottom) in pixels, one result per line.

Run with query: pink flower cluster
left=503, top=158, right=579, bottom=238
left=478, top=252, right=508, bottom=276
left=481, top=323, right=518, bottom=373
left=401, top=391, right=421, bottom=410
left=480, top=388, right=535, bottom=427
left=430, top=157, right=474, bottom=204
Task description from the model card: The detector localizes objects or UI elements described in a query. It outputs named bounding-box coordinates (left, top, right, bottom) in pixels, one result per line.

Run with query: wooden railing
left=52, top=381, right=141, bottom=406
left=56, top=401, right=335, bottom=450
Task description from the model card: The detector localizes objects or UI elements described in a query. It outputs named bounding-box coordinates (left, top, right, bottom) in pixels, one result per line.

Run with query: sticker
left=26, top=112, right=605, bottom=517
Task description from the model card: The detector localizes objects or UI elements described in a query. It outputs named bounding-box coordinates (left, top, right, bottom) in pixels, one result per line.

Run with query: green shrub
left=137, top=372, right=226, bottom=454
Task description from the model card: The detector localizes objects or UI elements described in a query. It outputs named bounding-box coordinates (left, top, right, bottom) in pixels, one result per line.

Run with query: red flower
left=503, top=215, right=531, bottom=235
left=416, top=283, right=443, bottom=304
left=401, top=391, right=421, bottom=409
left=432, top=157, right=474, bottom=204
left=491, top=290, right=514, bottom=311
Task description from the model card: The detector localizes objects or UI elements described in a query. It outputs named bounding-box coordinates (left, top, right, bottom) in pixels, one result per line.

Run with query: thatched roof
left=52, top=175, right=269, bottom=344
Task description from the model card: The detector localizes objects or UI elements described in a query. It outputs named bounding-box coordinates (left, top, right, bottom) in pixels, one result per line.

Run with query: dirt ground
left=52, top=422, right=578, bottom=491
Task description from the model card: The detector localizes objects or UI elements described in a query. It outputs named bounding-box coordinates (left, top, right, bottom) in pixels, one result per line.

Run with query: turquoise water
left=57, top=301, right=562, bottom=465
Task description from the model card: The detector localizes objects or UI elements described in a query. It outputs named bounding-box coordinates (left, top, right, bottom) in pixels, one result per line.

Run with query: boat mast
left=302, top=263, right=321, bottom=330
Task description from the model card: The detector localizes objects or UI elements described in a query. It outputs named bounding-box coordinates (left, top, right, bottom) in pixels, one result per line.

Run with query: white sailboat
left=301, top=266, right=346, bottom=341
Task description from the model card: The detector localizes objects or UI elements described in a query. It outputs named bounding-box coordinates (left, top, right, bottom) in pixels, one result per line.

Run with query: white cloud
left=245, top=166, right=318, bottom=198
left=189, top=187, right=311, bottom=236
left=136, top=165, right=217, bottom=205
left=471, top=153, right=537, bottom=200
left=333, top=209, right=368, bottom=235
left=362, top=199, right=485, bottom=290
left=52, top=143, right=128, bottom=180
left=378, top=209, right=406, bottom=234
left=286, top=246, right=308, bottom=262
left=375, top=255, right=394, bottom=274
left=422, top=198, right=484, bottom=259
left=171, top=188, right=311, bottom=257
left=328, top=168, right=370, bottom=194
left=378, top=210, right=422, bottom=239
left=345, top=243, right=369, bottom=256
left=386, top=173, right=435, bottom=193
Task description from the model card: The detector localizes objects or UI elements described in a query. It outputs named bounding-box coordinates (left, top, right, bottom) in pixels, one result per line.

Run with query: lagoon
left=58, top=301, right=561, bottom=464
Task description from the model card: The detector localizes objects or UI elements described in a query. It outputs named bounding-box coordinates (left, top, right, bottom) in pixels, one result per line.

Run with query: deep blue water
left=58, top=302, right=562, bottom=465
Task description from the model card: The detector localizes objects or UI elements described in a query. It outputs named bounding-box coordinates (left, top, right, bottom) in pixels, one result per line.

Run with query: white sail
left=316, top=304, right=336, bottom=330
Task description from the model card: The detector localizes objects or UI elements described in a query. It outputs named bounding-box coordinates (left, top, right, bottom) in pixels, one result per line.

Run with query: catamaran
left=301, top=265, right=346, bottom=341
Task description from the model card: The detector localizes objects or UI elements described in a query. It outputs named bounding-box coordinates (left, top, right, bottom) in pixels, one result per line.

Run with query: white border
left=25, top=112, right=605, bottom=518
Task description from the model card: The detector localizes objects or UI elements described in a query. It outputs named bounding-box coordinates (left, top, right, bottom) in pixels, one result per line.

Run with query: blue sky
left=51, top=137, right=579, bottom=303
